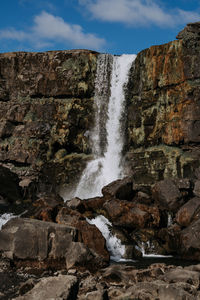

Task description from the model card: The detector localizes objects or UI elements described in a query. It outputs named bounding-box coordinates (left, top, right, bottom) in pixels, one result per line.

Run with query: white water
left=87, top=215, right=125, bottom=262
left=74, top=54, right=136, bottom=199
left=0, top=213, right=15, bottom=230
left=141, top=242, right=172, bottom=258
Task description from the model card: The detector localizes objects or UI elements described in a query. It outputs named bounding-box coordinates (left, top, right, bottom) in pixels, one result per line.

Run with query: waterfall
left=87, top=215, right=125, bottom=262
left=74, top=54, right=136, bottom=199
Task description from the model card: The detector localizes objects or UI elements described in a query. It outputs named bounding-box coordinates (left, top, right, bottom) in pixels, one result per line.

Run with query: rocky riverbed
left=1, top=175, right=200, bottom=299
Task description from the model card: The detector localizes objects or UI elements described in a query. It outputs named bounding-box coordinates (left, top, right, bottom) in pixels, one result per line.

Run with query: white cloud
left=0, top=11, right=106, bottom=50
left=79, top=0, right=200, bottom=27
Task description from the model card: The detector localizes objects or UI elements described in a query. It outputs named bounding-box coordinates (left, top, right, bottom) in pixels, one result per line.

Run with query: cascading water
left=74, top=54, right=136, bottom=199
left=87, top=215, right=125, bottom=262
left=72, top=53, right=136, bottom=261
left=0, top=213, right=15, bottom=230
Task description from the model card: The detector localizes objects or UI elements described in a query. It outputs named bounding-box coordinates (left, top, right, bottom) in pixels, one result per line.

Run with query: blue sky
left=0, top=0, right=200, bottom=55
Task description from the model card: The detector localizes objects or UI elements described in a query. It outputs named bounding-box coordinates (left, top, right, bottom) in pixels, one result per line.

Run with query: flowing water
left=87, top=215, right=125, bottom=262
left=74, top=54, right=136, bottom=199
left=73, top=54, right=136, bottom=261
left=0, top=213, right=15, bottom=230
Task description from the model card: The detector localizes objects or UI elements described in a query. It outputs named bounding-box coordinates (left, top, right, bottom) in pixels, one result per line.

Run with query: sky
left=0, top=0, right=200, bottom=55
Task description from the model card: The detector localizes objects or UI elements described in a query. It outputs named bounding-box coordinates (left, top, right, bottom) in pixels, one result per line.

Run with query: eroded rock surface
left=0, top=50, right=97, bottom=200
left=125, top=22, right=200, bottom=189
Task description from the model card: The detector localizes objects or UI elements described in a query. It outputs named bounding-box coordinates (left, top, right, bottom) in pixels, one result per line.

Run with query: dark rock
left=103, top=198, right=160, bottom=229
left=19, top=279, right=36, bottom=296
left=0, top=218, right=77, bottom=268
left=0, top=165, right=22, bottom=203
left=103, top=199, right=149, bottom=229
left=15, top=275, right=78, bottom=300
left=152, top=179, right=182, bottom=212
left=176, top=197, right=200, bottom=227
left=194, top=180, right=200, bottom=197
left=0, top=50, right=97, bottom=194
left=178, top=219, right=200, bottom=260
left=162, top=268, right=199, bottom=288
left=102, top=177, right=134, bottom=201
left=29, top=193, right=64, bottom=222
left=56, top=207, right=109, bottom=263
left=66, top=197, right=84, bottom=211
left=65, top=242, right=106, bottom=271
left=177, top=22, right=200, bottom=47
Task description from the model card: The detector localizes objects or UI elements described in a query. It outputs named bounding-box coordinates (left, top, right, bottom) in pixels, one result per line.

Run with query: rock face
left=0, top=50, right=97, bottom=200
left=125, top=21, right=200, bottom=189
left=15, top=275, right=78, bottom=300
left=1, top=23, right=200, bottom=198
left=0, top=217, right=109, bottom=271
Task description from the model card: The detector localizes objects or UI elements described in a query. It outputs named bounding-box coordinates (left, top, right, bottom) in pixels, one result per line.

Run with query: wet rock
left=0, top=165, right=22, bottom=204
left=29, top=193, right=64, bottom=222
left=65, top=242, right=105, bottom=272
left=102, top=177, right=134, bottom=200
left=66, top=197, right=84, bottom=212
left=56, top=207, right=109, bottom=264
left=178, top=219, right=200, bottom=260
left=15, top=275, right=78, bottom=300
left=103, top=198, right=150, bottom=229
left=103, top=198, right=159, bottom=229
left=176, top=197, right=200, bottom=227
left=152, top=179, right=182, bottom=212
left=19, top=279, right=36, bottom=296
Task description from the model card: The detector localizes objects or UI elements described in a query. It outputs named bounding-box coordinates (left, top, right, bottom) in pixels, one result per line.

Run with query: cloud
left=0, top=11, right=106, bottom=50
left=79, top=0, right=200, bottom=27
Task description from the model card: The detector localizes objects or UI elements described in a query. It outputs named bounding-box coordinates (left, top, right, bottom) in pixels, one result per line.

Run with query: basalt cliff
left=0, top=23, right=200, bottom=203
left=1, top=22, right=200, bottom=300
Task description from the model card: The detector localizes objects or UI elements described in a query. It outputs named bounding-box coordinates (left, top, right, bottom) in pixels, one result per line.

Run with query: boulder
left=103, top=198, right=160, bottom=229
left=65, top=242, right=106, bottom=271
left=28, top=193, right=64, bottom=222
left=0, top=218, right=77, bottom=268
left=194, top=180, right=200, bottom=197
left=102, top=177, right=134, bottom=200
left=15, top=275, right=78, bottom=300
left=176, top=197, right=200, bottom=227
left=56, top=207, right=109, bottom=263
left=178, top=219, right=200, bottom=260
left=162, top=268, right=200, bottom=288
left=152, top=179, right=183, bottom=212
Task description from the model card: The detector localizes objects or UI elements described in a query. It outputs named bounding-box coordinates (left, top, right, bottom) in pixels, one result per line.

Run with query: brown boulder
left=15, top=275, right=78, bottom=300
left=29, top=193, right=64, bottom=222
left=102, top=177, right=134, bottom=200
left=194, top=180, right=200, bottom=197
left=56, top=207, right=109, bottom=263
left=0, top=218, right=77, bottom=269
left=103, top=198, right=160, bottom=229
left=176, top=197, right=200, bottom=227
left=152, top=179, right=182, bottom=212
left=178, top=218, right=200, bottom=260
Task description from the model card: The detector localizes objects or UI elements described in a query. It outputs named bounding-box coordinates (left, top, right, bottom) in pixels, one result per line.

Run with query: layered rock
left=125, top=22, right=200, bottom=188
left=0, top=50, right=97, bottom=201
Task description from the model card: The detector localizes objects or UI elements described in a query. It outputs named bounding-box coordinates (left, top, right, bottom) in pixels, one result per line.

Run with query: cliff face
left=126, top=22, right=200, bottom=188
left=1, top=23, right=200, bottom=202
left=0, top=50, right=97, bottom=198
